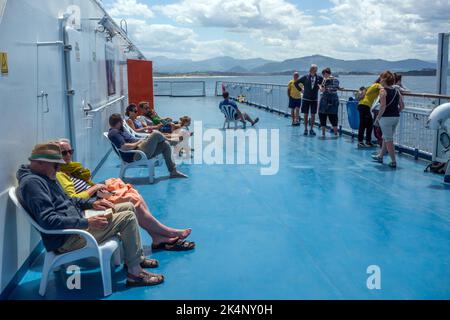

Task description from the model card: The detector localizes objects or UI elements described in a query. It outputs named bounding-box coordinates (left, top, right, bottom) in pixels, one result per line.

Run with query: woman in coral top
left=56, top=139, right=195, bottom=252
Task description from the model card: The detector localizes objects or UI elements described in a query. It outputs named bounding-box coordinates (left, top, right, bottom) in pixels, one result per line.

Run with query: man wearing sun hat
left=16, top=142, right=165, bottom=287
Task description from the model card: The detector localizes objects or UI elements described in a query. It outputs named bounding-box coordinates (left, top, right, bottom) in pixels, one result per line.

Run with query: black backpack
left=424, top=161, right=448, bottom=174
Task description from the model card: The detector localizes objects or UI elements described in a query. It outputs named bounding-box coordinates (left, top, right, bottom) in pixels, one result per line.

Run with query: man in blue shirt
left=219, top=92, right=259, bottom=128
left=108, top=114, right=187, bottom=179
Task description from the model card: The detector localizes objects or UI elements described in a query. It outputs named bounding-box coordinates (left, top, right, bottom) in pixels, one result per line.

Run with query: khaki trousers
left=136, top=131, right=176, bottom=172
left=57, top=202, right=144, bottom=268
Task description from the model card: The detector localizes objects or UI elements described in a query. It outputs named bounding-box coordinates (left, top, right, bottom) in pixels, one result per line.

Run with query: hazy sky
left=102, top=0, right=450, bottom=61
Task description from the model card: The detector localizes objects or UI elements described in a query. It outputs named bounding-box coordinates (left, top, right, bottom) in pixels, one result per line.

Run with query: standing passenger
left=295, top=64, right=323, bottom=136
left=318, top=68, right=340, bottom=138
left=372, top=71, right=405, bottom=168
left=287, top=72, right=303, bottom=126
left=393, top=73, right=409, bottom=92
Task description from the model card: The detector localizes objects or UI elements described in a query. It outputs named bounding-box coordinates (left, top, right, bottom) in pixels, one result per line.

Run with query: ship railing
left=215, top=81, right=450, bottom=160
left=154, top=80, right=206, bottom=97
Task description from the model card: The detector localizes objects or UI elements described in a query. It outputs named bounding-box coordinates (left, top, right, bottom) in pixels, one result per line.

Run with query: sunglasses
left=61, top=149, right=74, bottom=156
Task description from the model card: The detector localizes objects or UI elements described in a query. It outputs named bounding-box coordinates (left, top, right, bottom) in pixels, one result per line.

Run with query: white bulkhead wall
left=0, top=0, right=142, bottom=295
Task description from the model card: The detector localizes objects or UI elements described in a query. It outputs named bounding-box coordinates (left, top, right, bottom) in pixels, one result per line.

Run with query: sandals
left=126, top=271, right=164, bottom=287
left=124, top=258, right=159, bottom=270
left=152, top=239, right=196, bottom=252
left=371, top=154, right=384, bottom=163
left=140, top=258, right=159, bottom=268
left=389, top=162, right=397, bottom=169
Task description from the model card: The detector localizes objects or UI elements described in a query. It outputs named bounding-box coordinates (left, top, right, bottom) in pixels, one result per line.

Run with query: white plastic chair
left=122, top=120, right=149, bottom=139
left=103, top=132, right=160, bottom=184
left=8, top=187, right=122, bottom=297
left=220, top=104, right=244, bottom=129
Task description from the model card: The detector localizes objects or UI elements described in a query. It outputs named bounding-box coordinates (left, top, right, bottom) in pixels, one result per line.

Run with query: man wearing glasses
left=16, top=142, right=165, bottom=287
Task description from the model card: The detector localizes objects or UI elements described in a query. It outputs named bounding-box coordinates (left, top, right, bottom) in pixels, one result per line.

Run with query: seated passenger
left=126, top=104, right=162, bottom=134
left=173, top=116, right=194, bottom=158
left=138, top=102, right=185, bottom=134
left=108, top=113, right=188, bottom=179
left=219, top=91, right=259, bottom=128
left=56, top=139, right=195, bottom=251
left=127, top=104, right=182, bottom=142
left=136, top=102, right=155, bottom=127
left=16, top=142, right=164, bottom=287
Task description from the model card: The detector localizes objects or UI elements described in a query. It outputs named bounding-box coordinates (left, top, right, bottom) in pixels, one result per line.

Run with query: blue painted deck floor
left=9, top=96, right=450, bottom=300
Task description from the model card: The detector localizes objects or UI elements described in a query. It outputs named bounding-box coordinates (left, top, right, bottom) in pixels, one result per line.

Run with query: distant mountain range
left=151, top=56, right=274, bottom=73
left=151, top=54, right=436, bottom=74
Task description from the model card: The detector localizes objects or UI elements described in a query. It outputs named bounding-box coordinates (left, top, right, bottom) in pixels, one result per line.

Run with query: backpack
left=424, top=161, right=448, bottom=174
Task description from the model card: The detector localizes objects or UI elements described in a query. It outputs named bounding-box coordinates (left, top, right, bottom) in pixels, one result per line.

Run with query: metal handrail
left=154, top=80, right=206, bottom=97
left=90, top=95, right=125, bottom=113
left=217, top=80, right=450, bottom=160
left=339, top=88, right=450, bottom=100
left=217, top=81, right=450, bottom=100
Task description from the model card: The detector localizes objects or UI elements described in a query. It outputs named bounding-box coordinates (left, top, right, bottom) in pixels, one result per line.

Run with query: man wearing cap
left=16, top=142, right=164, bottom=287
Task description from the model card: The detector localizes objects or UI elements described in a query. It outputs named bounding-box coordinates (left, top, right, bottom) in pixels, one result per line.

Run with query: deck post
left=436, top=33, right=449, bottom=103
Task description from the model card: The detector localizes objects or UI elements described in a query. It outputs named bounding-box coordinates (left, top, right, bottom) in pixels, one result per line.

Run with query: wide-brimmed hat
left=29, top=142, right=66, bottom=164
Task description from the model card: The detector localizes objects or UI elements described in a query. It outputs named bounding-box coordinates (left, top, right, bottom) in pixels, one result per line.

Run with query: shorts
left=301, top=100, right=318, bottom=114
left=288, top=97, right=301, bottom=109
left=379, top=117, right=399, bottom=142
left=319, top=113, right=338, bottom=127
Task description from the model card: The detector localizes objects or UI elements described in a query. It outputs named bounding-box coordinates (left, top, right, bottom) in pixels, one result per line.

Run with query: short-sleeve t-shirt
left=360, top=83, right=382, bottom=108
left=288, top=80, right=303, bottom=99
left=108, top=128, right=138, bottom=162
left=219, top=99, right=238, bottom=111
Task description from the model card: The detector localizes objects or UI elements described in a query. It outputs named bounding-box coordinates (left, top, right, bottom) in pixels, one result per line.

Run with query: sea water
left=155, top=75, right=450, bottom=97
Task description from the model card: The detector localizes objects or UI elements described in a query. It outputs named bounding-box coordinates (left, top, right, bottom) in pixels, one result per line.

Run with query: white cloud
left=108, top=0, right=154, bottom=19
left=107, top=0, right=450, bottom=61
left=124, top=19, right=253, bottom=60
left=191, top=39, right=253, bottom=60
left=155, top=0, right=312, bottom=35
left=125, top=19, right=196, bottom=54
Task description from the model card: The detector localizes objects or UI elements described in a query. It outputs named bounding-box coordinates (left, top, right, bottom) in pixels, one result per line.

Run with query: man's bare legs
left=238, top=111, right=259, bottom=126
left=310, top=113, right=316, bottom=130
left=291, top=108, right=296, bottom=125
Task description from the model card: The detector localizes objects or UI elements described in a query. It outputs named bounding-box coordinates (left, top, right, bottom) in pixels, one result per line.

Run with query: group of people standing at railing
left=287, top=64, right=407, bottom=168
left=288, top=64, right=341, bottom=138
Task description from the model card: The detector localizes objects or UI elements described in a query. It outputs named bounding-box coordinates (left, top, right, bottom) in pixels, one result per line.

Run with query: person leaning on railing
left=56, top=139, right=195, bottom=251
left=372, top=71, right=405, bottom=169
left=16, top=142, right=164, bottom=287
left=357, top=78, right=382, bottom=148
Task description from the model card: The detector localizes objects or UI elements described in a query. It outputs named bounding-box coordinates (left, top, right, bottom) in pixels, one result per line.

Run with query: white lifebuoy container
left=427, top=103, right=450, bottom=130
